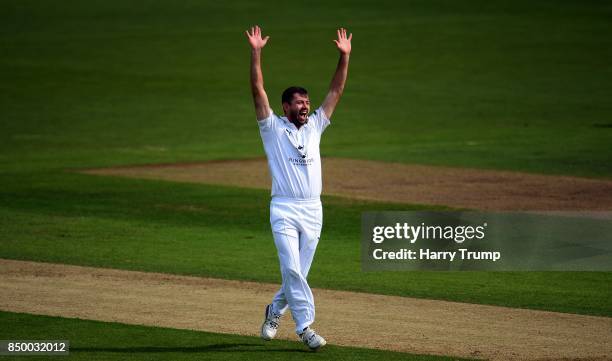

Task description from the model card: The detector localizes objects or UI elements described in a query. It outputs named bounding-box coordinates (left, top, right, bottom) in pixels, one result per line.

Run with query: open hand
left=333, top=28, right=352, bottom=55
left=245, top=25, right=269, bottom=50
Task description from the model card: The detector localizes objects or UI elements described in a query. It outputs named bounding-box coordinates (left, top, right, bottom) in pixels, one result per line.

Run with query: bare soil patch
left=81, top=158, right=612, bottom=211
left=2, top=259, right=610, bottom=360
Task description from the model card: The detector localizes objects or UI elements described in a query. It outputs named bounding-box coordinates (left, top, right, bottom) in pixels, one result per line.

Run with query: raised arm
left=322, top=28, right=352, bottom=120
left=245, top=25, right=271, bottom=121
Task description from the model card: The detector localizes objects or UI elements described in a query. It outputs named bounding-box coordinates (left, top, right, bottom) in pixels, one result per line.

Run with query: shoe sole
left=260, top=331, right=272, bottom=341
left=306, top=338, right=326, bottom=351
left=308, top=340, right=326, bottom=351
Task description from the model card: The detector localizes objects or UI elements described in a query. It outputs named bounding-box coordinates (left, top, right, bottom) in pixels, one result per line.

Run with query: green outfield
left=2, top=0, right=611, bottom=176
left=1, top=0, right=611, bottom=359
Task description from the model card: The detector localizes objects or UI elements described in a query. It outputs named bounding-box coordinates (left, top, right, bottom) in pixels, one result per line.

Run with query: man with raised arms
left=245, top=25, right=352, bottom=350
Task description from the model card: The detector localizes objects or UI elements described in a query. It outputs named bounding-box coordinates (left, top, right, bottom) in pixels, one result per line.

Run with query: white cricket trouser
left=268, top=196, right=322, bottom=333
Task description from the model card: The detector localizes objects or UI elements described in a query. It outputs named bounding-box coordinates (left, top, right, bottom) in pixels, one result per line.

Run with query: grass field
left=2, top=0, right=611, bottom=176
left=1, top=0, right=611, bottom=359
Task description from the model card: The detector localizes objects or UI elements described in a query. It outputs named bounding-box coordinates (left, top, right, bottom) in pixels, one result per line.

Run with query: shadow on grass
left=71, top=343, right=309, bottom=353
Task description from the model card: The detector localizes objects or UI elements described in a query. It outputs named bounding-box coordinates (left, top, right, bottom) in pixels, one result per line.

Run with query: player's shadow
left=71, top=343, right=309, bottom=353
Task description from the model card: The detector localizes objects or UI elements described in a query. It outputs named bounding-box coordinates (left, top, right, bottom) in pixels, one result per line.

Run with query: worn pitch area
left=81, top=158, right=612, bottom=211
left=1, top=259, right=611, bottom=361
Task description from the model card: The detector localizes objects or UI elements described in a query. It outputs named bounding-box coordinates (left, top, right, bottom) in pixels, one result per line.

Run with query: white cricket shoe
left=260, top=304, right=282, bottom=341
left=299, top=327, right=327, bottom=350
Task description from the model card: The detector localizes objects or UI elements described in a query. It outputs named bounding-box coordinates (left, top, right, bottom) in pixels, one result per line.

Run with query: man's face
left=283, top=93, right=310, bottom=124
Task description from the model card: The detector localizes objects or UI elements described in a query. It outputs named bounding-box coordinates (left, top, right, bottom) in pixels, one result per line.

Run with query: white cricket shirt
left=258, top=107, right=330, bottom=200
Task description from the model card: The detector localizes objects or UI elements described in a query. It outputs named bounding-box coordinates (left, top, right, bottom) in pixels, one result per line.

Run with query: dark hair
left=282, top=86, right=308, bottom=104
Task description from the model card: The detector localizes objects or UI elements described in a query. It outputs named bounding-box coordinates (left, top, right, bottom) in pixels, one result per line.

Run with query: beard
left=289, top=108, right=309, bottom=123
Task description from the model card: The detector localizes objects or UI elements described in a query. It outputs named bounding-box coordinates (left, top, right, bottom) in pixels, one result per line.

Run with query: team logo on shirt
left=288, top=157, right=314, bottom=166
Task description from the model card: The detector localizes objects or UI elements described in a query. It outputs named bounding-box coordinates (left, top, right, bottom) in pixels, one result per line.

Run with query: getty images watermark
left=371, top=222, right=500, bottom=262
left=361, top=211, right=612, bottom=271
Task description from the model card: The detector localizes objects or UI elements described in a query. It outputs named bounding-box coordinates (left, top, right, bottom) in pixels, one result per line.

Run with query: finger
left=333, top=40, right=339, bottom=46
left=251, top=27, right=255, bottom=36
left=348, top=33, right=352, bottom=41
left=337, top=29, right=341, bottom=40
left=264, top=35, right=270, bottom=43
left=343, top=28, right=347, bottom=39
